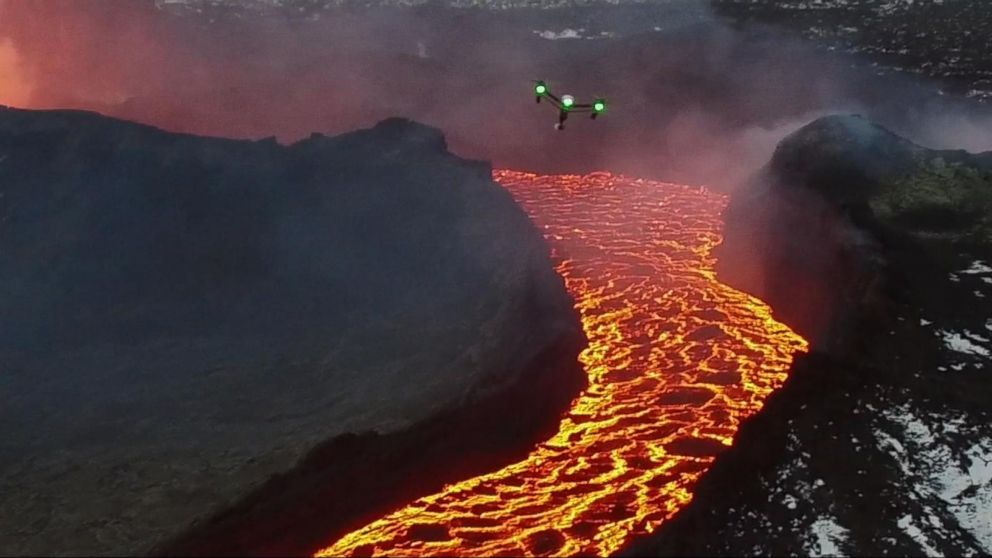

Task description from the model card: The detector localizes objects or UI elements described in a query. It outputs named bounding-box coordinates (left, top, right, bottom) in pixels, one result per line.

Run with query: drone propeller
left=591, top=98, right=607, bottom=119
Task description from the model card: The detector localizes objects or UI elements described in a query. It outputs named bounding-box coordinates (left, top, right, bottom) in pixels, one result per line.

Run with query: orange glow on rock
left=316, top=170, right=807, bottom=557
left=0, top=39, right=32, bottom=107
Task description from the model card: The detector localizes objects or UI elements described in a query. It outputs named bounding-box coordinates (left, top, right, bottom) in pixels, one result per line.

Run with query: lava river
left=317, top=170, right=808, bottom=557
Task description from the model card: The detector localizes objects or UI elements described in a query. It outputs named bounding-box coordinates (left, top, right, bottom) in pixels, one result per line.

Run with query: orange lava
left=317, top=170, right=808, bottom=557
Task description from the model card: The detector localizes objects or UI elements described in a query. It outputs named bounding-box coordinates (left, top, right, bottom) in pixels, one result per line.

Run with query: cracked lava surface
left=316, top=170, right=808, bottom=557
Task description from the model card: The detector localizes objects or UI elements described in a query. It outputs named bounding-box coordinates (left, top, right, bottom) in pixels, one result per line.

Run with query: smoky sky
left=1, top=0, right=991, bottom=188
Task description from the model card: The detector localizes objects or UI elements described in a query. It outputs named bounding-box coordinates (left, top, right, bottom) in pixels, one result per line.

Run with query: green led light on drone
left=535, top=84, right=547, bottom=94
left=562, top=97, right=574, bottom=107
left=594, top=101, right=605, bottom=111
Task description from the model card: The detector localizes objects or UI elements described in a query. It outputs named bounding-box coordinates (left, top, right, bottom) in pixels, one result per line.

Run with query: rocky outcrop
left=716, top=115, right=992, bottom=347
left=715, top=116, right=909, bottom=349
left=631, top=115, right=992, bottom=556
left=0, top=108, right=585, bottom=555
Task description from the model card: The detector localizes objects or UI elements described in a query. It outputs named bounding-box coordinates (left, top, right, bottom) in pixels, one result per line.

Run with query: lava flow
left=317, top=170, right=808, bottom=557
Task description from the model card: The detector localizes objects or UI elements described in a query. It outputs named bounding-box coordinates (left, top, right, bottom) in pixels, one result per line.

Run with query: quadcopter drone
left=533, top=80, right=607, bottom=130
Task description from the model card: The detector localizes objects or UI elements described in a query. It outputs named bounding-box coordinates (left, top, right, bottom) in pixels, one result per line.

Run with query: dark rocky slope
left=631, top=115, right=992, bottom=556
left=0, top=108, right=585, bottom=555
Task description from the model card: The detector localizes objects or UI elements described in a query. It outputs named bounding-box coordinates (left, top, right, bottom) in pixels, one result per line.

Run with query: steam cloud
left=0, top=0, right=990, bottom=189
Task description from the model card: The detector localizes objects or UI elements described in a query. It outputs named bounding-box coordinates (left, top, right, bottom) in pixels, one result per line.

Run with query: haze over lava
left=2, top=0, right=990, bottom=188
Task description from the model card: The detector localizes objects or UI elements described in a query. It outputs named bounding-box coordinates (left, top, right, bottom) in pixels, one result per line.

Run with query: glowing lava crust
left=317, top=170, right=808, bottom=557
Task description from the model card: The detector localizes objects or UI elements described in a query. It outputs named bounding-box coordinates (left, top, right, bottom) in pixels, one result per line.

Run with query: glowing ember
left=317, top=170, right=808, bottom=557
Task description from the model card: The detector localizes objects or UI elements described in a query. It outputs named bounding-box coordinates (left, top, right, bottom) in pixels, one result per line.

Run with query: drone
left=533, top=80, right=607, bottom=130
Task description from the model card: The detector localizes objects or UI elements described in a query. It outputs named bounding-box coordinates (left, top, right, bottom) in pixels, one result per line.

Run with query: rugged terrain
left=156, top=0, right=992, bottom=105
left=0, top=108, right=585, bottom=555
left=631, top=115, right=992, bottom=556
left=712, top=0, right=992, bottom=104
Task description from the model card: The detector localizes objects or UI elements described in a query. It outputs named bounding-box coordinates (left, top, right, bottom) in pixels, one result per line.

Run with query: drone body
left=534, top=80, right=607, bottom=130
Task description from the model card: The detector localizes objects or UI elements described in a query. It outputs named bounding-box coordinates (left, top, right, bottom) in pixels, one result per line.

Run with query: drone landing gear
left=556, top=111, right=568, bottom=131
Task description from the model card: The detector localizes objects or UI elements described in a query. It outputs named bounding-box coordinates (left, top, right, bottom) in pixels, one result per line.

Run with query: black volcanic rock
left=0, top=108, right=585, bottom=555
left=631, top=115, right=992, bottom=556
left=716, top=114, right=992, bottom=347
left=768, top=115, right=920, bottom=201
left=768, top=115, right=992, bottom=238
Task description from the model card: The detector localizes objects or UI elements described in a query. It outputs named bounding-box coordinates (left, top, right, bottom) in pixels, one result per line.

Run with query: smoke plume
left=1, top=0, right=990, bottom=190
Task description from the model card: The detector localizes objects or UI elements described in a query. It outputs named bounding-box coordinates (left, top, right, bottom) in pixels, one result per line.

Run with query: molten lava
left=317, top=170, right=807, bottom=557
